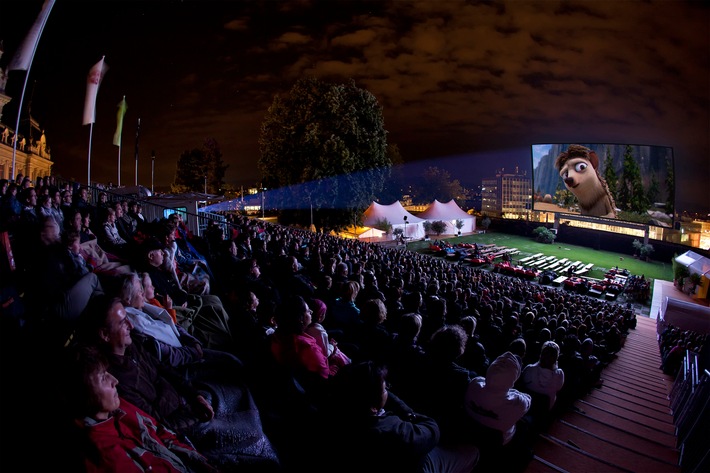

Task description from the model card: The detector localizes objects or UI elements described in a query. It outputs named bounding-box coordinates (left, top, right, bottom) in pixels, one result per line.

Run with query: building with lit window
left=481, top=167, right=532, bottom=218
left=0, top=52, right=53, bottom=181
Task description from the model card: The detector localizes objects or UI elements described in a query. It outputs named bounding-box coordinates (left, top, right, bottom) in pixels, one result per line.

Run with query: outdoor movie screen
left=531, top=143, right=675, bottom=227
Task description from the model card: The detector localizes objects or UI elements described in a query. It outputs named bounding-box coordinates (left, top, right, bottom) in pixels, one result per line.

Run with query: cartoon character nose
left=564, top=177, right=575, bottom=186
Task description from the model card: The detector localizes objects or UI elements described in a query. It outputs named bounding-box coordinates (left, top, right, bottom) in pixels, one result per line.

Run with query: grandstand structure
left=1, top=179, right=707, bottom=473
left=525, top=279, right=708, bottom=473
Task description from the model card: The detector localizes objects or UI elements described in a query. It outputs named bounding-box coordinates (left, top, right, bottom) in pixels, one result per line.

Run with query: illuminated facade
left=529, top=212, right=709, bottom=251
left=481, top=167, right=532, bottom=218
left=1, top=49, right=53, bottom=181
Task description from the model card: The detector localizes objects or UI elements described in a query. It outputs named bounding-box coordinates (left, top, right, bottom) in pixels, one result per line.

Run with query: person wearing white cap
left=464, top=350, right=534, bottom=471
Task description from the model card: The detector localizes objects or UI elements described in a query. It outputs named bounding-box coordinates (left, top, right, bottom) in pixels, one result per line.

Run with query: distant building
left=481, top=166, right=532, bottom=218
left=464, top=184, right=482, bottom=212
left=0, top=48, right=53, bottom=181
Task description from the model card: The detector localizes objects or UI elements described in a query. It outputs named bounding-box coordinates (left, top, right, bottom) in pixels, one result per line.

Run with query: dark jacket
left=106, top=341, right=202, bottom=432
left=334, top=392, right=440, bottom=473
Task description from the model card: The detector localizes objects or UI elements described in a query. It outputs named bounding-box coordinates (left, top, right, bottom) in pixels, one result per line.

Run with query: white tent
left=341, top=225, right=386, bottom=241
left=675, top=250, right=710, bottom=300
left=675, top=251, right=710, bottom=278
left=362, top=201, right=425, bottom=239
left=418, top=199, right=476, bottom=235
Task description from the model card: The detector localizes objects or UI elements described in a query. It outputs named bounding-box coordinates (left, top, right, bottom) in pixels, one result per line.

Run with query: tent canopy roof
left=419, top=199, right=473, bottom=220
left=675, top=250, right=710, bottom=277
left=362, top=201, right=424, bottom=227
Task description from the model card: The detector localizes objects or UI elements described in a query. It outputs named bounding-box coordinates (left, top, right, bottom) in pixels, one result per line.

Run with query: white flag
left=8, top=0, right=56, bottom=71
left=82, top=57, right=108, bottom=126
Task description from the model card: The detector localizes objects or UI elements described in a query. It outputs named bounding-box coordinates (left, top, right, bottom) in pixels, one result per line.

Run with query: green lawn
left=407, top=231, right=673, bottom=282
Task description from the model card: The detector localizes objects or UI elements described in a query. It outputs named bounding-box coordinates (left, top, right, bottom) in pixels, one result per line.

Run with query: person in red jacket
left=65, top=345, right=217, bottom=473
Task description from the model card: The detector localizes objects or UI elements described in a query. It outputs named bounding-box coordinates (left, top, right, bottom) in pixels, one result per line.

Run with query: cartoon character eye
left=574, top=162, right=588, bottom=172
left=560, top=170, right=568, bottom=180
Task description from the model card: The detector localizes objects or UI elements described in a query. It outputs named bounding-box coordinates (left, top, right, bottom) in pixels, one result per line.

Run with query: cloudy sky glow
left=1, top=0, right=708, bottom=212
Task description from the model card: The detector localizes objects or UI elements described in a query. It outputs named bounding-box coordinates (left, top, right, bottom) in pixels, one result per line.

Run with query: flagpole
left=9, top=0, right=56, bottom=180
left=11, top=68, right=32, bottom=180
left=87, top=123, right=94, bottom=185
left=151, top=151, right=156, bottom=194
left=135, top=118, right=140, bottom=186
left=117, top=141, right=122, bottom=187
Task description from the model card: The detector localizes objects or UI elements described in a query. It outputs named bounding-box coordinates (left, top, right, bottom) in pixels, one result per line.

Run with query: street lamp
left=261, top=183, right=265, bottom=219
left=151, top=151, right=155, bottom=195
left=403, top=215, right=408, bottom=249
left=310, top=199, right=315, bottom=232
left=204, top=175, right=207, bottom=194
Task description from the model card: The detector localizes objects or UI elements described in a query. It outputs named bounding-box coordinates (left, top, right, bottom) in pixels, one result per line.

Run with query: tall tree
left=602, top=149, right=618, bottom=202
left=377, top=143, right=406, bottom=204
left=172, top=138, right=228, bottom=194
left=646, top=173, right=660, bottom=207
left=665, top=157, right=675, bottom=215
left=412, top=166, right=467, bottom=204
left=617, top=144, right=647, bottom=213
left=258, top=77, right=390, bottom=231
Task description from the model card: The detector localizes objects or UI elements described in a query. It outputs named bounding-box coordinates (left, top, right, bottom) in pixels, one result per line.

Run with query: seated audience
left=76, top=295, right=280, bottom=471
left=464, top=351, right=533, bottom=472
left=63, top=345, right=218, bottom=473
left=1, top=195, right=652, bottom=472
left=80, top=207, right=98, bottom=243
left=387, top=312, right=429, bottom=405
left=305, top=297, right=351, bottom=368
left=99, top=207, right=129, bottom=258
left=519, top=340, right=565, bottom=427
left=349, top=298, right=393, bottom=364
left=271, top=295, right=339, bottom=381
left=325, top=360, right=480, bottom=473
left=417, top=324, right=475, bottom=442
left=120, top=272, right=204, bottom=367
left=137, top=238, right=234, bottom=353
left=23, top=217, right=104, bottom=347
left=325, top=280, right=361, bottom=338
left=459, top=315, right=490, bottom=377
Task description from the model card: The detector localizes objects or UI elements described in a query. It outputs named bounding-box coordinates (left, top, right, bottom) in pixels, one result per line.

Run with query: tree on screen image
left=603, top=150, right=618, bottom=204
left=665, top=158, right=674, bottom=215
left=617, top=145, right=649, bottom=213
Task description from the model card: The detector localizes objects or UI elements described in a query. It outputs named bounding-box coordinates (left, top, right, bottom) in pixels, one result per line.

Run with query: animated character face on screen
left=555, top=144, right=617, bottom=218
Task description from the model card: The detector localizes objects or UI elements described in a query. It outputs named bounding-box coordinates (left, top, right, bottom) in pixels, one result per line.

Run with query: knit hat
left=485, top=351, right=522, bottom=392
left=310, top=298, right=327, bottom=319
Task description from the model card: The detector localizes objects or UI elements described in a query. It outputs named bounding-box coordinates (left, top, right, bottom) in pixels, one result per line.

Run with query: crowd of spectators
left=1, top=175, right=642, bottom=472
left=658, top=323, right=709, bottom=377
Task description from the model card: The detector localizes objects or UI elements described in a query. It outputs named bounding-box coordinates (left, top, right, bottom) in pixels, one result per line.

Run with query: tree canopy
left=617, top=145, right=648, bottom=213
left=377, top=143, right=407, bottom=203
left=258, top=77, right=390, bottom=232
left=602, top=149, right=618, bottom=203
left=172, top=138, right=228, bottom=194
left=412, top=166, right=467, bottom=205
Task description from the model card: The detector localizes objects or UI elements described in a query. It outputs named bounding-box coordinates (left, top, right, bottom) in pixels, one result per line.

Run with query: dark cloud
left=1, top=0, right=707, bottom=212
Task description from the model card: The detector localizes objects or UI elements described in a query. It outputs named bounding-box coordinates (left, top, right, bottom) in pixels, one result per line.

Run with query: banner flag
left=113, top=96, right=128, bottom=146
left=82, top=57, right=108, bottom=125
left=8, top=0, right=56, bottom=71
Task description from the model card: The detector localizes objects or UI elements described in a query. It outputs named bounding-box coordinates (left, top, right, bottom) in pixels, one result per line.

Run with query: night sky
left=1, top=0, right=708, bottom=213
